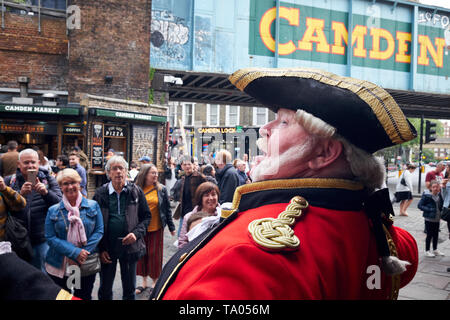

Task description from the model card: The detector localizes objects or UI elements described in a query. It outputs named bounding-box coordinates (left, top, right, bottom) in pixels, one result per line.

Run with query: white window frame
left=182, top=102, right=195, bottom=127
left=207, top=104, right=220, bottom=127
left=225, top=105, right=240, bottom=126
left=253, top=107, right=268, bottom=126
left=168, top=102, right=178, bottom=128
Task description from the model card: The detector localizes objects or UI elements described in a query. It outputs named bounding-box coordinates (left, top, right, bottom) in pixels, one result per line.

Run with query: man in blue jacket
left=5, top=149, right=62, bottom=271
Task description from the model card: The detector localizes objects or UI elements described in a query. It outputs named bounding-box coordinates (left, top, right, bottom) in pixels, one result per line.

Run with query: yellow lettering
left=298, top=17, right=330, bottom=53
left=395, top=31, right=411, bottom=63
left=259, top=6, right=299, bottom=55
left=331, top=21, right=347, bottom=55
left=352, top=25, right=367, bottom=58
left=418, top=35, right=445, bottom=68
left=369, top=28, right=395, bottom=60
left=330, top=23, right=367, bottom=58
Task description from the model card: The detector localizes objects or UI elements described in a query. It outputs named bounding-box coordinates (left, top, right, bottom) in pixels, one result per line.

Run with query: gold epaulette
left=248, top=196, right=308, bottom=252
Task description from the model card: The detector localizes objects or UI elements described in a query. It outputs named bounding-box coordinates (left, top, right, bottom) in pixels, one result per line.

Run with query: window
left=168, top=102, right=178, bottom=128
left=253, top=107, right=268, bottom=126
left=31, top=0, right=66, bottom=10
left=207, top=104, right=220, bottom=126
left=226, top=105, right=239, bottom=126
left=182, top=103, right=195, bottom=126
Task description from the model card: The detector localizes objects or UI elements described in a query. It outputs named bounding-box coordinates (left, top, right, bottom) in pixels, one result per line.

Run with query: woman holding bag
left=394, top=164, right=416, bottom=216
left=44, top=168, right=104, bottom=300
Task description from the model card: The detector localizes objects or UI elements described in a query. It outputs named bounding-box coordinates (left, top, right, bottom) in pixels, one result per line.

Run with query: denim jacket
left=45, top=197, right=104, bottom=268
left=417, top=189, right=443, bottom=222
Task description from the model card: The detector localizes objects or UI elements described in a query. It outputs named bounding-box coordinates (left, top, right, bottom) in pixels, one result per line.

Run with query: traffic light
left=425, top=120, right=437, bottom=143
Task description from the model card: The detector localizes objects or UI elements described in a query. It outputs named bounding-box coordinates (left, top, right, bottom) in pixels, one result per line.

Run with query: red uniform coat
left=153, top=178, right=418, bottom=300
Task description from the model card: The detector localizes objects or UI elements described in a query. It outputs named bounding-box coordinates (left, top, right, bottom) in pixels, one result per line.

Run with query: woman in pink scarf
left=44, top=168, right=104, bottom=300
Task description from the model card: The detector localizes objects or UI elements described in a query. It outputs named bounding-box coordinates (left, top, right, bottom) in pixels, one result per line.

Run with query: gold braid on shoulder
left=248, top=196, right=308, bottom=252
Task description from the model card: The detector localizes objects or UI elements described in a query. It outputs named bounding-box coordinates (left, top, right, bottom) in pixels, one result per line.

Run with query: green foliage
left=419, top=149, right=436, bottom=163
left=148, top=88, right=154, bottom=104
left=149, top=67, right=156, bottom=82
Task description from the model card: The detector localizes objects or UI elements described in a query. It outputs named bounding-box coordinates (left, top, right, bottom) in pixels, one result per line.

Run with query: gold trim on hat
left=229, top=67, right=415, bottom=146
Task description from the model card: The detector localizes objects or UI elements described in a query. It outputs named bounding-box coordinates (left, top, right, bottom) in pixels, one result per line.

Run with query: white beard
left=250, top=137, right=316, bottom=182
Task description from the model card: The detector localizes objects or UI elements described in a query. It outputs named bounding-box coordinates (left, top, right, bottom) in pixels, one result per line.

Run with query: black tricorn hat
left=229, top=68, right=417, bottom=154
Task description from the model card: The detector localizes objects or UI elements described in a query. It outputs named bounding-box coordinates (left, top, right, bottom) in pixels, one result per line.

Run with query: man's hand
left=122, top=233, right=137, bottom=245
left=100, top=251, right=112, bottom=264
left=0, top=176, right=6, bottom=192
left=77, top=249, right=90, bottom=264
left=20, top=181, right=33, bottom=196
left=34, top=180, right=48, bottom=196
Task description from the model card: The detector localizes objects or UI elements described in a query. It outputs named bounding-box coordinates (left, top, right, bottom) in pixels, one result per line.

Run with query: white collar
left=108, top=181, right=127, bottom=195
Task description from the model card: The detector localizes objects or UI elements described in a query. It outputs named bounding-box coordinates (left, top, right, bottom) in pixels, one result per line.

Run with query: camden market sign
left=93, top=108, right=167, bottom=123
left=0, top=104, right=80, bottom=115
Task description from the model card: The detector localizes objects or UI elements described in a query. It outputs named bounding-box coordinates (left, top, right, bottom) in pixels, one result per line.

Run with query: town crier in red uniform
left=150, top=68, right=419, bottom=300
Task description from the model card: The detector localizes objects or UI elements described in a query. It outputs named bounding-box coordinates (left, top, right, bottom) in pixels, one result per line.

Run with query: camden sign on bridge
left=250, top=0, right=449, bottom=77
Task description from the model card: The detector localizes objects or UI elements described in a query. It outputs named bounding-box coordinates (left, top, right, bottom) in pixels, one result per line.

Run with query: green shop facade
left=0, top=95, right=168, bottom=197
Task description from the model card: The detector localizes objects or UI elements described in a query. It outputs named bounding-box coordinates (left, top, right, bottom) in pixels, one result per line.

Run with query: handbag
left=441, top=207, right=450, bottom=222
left=400, top=174, right=407, bottom=186
left=172, top=203, right=181, bottom=220
left=5, top=213, right=33, bottom=262
left=59, top=209, right=101, bottom=277
left=79, top=252, right=101, bottom=277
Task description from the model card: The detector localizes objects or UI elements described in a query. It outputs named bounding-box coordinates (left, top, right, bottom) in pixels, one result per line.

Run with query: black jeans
left=49, top=273, right=96, bottom=300
left=425, top=220, right=440, bottom=251
left=98, top=256, right=137, bottom=300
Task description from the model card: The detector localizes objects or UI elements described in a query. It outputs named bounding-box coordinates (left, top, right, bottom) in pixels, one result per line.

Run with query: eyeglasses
left=110, top=166, right=126, bottom=171
left=61, top=181, right=79, bottom=187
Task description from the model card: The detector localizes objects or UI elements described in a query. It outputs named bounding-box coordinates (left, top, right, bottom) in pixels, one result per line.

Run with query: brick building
left=0, top=0, right=168, bottom=195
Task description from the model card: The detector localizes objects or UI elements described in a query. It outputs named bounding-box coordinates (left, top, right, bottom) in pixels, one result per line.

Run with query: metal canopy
left=156, top=69, right=450, bottom=120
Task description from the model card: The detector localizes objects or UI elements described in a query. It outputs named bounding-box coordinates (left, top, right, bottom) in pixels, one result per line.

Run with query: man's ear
left=308, top=139, right=343, bottom=170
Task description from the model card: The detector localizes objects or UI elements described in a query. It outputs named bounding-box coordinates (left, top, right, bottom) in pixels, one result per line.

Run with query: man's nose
left=259, top=126, right=269, bottom=138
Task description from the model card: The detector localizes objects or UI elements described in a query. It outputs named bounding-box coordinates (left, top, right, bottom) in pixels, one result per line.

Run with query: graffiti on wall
left=133, top=125, right=157, bottom=163
left=151, top=10, right=190, bottom=63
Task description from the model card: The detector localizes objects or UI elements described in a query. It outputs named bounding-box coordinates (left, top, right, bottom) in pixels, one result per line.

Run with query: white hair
left=18, top=148, right=39, bottom=161
left=294, top=109, right=386, bottom=191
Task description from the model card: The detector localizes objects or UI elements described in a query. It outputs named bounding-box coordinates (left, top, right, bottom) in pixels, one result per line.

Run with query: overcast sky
left=419, top=0, right=450, bottom=9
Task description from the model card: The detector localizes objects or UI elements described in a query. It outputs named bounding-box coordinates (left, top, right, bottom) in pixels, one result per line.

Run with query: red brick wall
left=67, top=0, right=152, bottom=103
left=0, top=12, right=68, bottom=90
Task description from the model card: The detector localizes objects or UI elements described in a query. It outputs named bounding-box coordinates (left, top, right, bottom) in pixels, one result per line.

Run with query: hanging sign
left=91, top=123, right=104, bottom=170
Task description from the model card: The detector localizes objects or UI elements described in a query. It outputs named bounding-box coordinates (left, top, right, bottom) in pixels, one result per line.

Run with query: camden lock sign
left=250, top=0, right=449, bottom=76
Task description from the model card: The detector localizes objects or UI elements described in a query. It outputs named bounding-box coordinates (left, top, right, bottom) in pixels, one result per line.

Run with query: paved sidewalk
left=390, top=198, right=450, bottom=300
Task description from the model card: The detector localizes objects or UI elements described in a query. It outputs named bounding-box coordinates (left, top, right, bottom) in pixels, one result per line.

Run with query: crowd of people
left=0, top=67, right=429, bottom=300
left=0, top=139, right=253, bottom=299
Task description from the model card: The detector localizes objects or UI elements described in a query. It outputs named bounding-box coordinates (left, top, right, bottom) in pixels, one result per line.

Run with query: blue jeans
left=98, top=256, right=137, bottom=300
left=31, top=242, right=49, bottom=273
left=177, top=216, right=184, bottom=237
